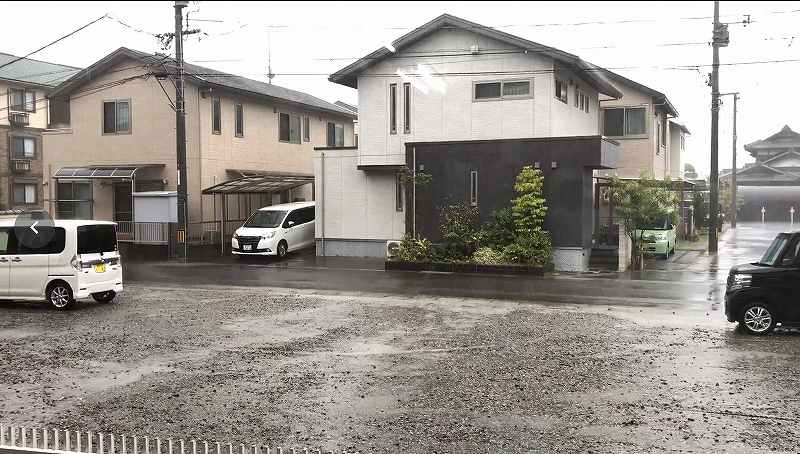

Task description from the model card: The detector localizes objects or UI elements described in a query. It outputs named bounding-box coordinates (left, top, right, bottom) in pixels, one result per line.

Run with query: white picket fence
left=0, top=425, right=342, bottom=454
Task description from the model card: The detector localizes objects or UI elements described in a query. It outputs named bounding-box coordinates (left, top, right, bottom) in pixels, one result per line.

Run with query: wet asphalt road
left=2, top=222, right=799, bottom=452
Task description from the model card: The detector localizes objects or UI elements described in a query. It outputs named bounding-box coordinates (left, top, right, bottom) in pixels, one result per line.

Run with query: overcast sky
left=4, top=1, right=800, bottom=177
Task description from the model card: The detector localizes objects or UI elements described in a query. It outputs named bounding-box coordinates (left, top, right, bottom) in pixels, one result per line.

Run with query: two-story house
left=43, top=48, right=356, bottom=232
left=0, top=52, right=79, bottom=210
left=314, top=14, right=624, bottom=271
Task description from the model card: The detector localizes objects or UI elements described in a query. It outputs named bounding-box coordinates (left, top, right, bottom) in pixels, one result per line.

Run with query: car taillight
left=70, top=255, right=81, bottom=271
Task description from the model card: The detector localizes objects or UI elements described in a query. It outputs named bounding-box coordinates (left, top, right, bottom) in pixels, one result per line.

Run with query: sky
left=4, top=1, right=800, bottom=178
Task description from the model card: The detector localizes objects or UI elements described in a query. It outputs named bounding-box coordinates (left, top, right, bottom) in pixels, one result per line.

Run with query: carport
left=200, top=170, right=315, bottom=249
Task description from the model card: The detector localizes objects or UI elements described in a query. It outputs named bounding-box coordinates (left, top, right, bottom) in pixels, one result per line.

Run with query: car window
left=283, top=210, right=302, bottom=228
left=16, top=227, right=66, bottom=255
left=77, top=224, right=117, bottom=254
left=298, top=207, right=314, bottom=225
left=780, top=237, right=800, bottom=266
left=0, top=229, right=10, bottom=254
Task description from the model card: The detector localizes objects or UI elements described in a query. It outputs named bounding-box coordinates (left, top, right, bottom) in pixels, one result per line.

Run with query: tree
left=684, top=163, right=698, bottom=180
left=503, top=166, right=552, bottom=266
left=607, top=174, right=680, bottom=270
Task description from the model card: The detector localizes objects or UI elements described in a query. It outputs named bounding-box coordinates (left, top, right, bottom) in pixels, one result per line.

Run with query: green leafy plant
left=478, top=208, right=516, bottom=250
left=607, top=173, right=681, bottom=270
left=394, top=234, right=431, bottom=262
left=398, top=166, right=432, bottom=187
left=502, top=230, right=552, bottom=266
left=438, top=202, right=480, bottom=260
left=511, top=166, right=548, bottom=233
left=471, top=247, right=505, bottom=265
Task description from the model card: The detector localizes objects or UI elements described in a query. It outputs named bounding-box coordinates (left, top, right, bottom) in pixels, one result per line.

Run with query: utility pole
left=174, top=0, right=189, bottom=261
left=731, top=92, right=738, bottom=228
left=709, top=0, right=728, bottom=253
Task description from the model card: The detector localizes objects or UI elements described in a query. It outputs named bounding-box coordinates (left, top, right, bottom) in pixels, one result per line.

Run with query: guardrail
left=0, top=424, right=336, bottom=454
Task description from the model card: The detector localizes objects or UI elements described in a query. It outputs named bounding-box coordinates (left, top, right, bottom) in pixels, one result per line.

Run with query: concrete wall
left=356, top=28, right=601, bottom=167
left=43, top=57, right=353, bottom=222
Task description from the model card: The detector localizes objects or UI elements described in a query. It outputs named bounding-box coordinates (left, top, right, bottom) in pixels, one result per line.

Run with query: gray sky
left=5, top=1, right=800, bottom=177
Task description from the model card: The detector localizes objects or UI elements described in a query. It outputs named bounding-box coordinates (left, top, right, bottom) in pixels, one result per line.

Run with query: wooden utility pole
left=731, top=92, right=738, bottom=228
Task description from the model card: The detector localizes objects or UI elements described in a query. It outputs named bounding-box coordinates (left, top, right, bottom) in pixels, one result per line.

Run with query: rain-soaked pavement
left=1, top=222, right=799, bottom=452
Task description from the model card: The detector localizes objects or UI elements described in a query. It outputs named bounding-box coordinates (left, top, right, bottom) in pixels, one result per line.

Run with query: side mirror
left=287, top=221, right=295, bottom=227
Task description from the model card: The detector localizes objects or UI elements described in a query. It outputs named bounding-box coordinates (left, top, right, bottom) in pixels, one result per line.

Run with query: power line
left=0, top=14, right=108, bottom=72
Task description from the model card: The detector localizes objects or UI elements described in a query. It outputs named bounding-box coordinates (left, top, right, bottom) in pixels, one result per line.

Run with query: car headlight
left=729, top=273, right=752, bottom=290
left=261, top=231, right=276, bottom=239
left=233, top=233, right=239, bottom=240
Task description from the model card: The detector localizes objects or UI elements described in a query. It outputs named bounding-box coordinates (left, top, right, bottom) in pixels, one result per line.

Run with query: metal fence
left=116, top=222, right=171, bottom=245
left=0, top=424, right=338, bottom=454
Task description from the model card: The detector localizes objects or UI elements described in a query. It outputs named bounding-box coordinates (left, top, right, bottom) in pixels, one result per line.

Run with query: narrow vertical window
left=103, top=101, right=116, bottom=134
left=396, top=172, right=404, bottom=212
left=327, top=122, right=335, bottom=147
left=303, top=116, right=310, bottom=142
left=234, top=103, right=244, bottom=137
left=389, top=83, right=397, bottom=134
left=403, top=82, right=411, bottom=134
left=212, top=96, right=221, bottom=134
left=470, top=170, right=478, bottom=207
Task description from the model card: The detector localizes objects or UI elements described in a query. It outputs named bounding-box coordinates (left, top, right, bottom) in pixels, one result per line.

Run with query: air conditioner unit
left=386, top=240, right=402, bottom=259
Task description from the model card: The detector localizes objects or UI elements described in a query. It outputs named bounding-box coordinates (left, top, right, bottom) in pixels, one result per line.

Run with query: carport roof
left=53, top=164, right=164, bottom=178
left=202, top=171, right=314, bottom=194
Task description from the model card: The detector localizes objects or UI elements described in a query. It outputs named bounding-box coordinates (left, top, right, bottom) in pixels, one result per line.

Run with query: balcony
left=8, top=112, right=30, bottom=128
left=11, top=160, right=31, bottom=173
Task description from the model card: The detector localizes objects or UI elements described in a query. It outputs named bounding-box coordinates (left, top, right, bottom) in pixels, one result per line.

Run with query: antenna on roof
left=267, top=30, right=275, bottom=84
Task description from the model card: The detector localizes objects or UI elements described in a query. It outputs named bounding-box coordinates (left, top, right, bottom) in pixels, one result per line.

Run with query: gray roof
left=50, top=48, right=355, bottom=119
left=601, top=68, right=679, bottom=117
left=745, top=125, right=800, bottom=153
left=0, top=52, right=81, bottom=88
left=329, top=14, right=623, bottom=99
left=334, top=100, right=358, bottom=114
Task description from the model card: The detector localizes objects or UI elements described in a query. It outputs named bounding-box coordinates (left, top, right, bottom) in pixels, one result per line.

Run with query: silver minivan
left=231, top=202, right=315, bottom=258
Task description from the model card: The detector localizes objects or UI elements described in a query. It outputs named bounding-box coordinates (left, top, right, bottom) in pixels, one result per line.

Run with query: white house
left=314, top=14, right=624, bottom=271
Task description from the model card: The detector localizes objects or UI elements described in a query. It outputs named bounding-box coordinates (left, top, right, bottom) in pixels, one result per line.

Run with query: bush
left=439, top=202, right=480, bottom=259
left=478, top=208, right=516, bottom=249
left=512, top=166, right=548, bottom=233
left=502, top=230, right=552, bottom=266
left=471, top=247, right=505, bottom=265
left=394, top=234, right=431, bottom=262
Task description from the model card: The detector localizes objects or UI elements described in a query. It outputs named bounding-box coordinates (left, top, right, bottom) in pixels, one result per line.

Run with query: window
left=17, top=227, right=66, bottom=255
left=474, top=80, right=531, bottom=101
left=212, top=97, right=221, bottom=134
left=584, top=94, right=590, bottom=113
left=575, top=90, right=589, bottom=113
left=283, top=210, right=303, bottom=228
left=56, top=182, right=92, bottom=219
left=103, top=100, right=131, bottom=134
left=0, top=229, right=9, bottom=254
left=656, top=123, right=662, bottom=155
left=403, top=83, right=411, bottom=134
left=298, top=207, right=315, bottom=224
left=77, top=224, right=118, bottom=254
left=389, top=83, right=397, bottom=134
left=234, top=103, right=243, bottom=137
left=327, top=122, right=344, bottom=147
left=13, top=183, right=36, bottom=204
left=660, top=117, right=667, bottom=146
left=279, top=113, right=301, bottom=144
left=603, top=107, right=646, bottom=136
left=396, top=172, right=404, bottom=212
left=10, top=88, right=36, bottom=112
left=469, top=170, right=478, bottom=207
left=555, top=79, right=568, bottom=103
left=680, top=135, right=685, bottom=151
left=303, top=116, right=310, bottom=142
left=10, top=136, right=35, bottom=159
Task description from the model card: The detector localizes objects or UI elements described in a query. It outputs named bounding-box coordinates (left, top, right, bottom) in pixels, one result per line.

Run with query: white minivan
left=0, top=218, right=123, bottom=310
left=232, top=202, right=315, bottom=258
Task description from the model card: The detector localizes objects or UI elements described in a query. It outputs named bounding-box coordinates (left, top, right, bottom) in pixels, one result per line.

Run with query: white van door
left=0, top=228, right=11, bottom=296
left=282, top=209, right=303, bottom=251
left=8, top=227, right=64, bottom=298
left=76, top=224, right=121, bottom=287
left=300, top=207, right=315, bottom=248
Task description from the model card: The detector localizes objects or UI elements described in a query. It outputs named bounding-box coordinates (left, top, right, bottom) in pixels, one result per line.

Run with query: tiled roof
left=0, top=52, right=81, bottom=88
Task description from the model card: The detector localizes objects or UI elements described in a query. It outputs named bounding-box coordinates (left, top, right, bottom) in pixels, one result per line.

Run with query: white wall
left=356, top=28, right=601, bottom=166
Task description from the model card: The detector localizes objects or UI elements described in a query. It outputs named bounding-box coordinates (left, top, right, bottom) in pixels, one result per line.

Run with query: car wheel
left=92, top=291, right=116, bottom=303
left=740, top=303, right=776, bottom=335
left=277, top=240, right=288, bottom=258
left=47, top=282, right=74, bottom=310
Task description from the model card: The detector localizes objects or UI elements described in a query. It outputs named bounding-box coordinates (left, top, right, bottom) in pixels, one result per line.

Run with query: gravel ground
left=2, top=284, right=800, bottom=453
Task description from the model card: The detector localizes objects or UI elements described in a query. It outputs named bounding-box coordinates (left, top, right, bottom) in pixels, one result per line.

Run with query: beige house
left=598, top=70, right=688, bottom=180
left=43, top=47, right=355, bottom=228
left=0, top=52, right=79, bottom=210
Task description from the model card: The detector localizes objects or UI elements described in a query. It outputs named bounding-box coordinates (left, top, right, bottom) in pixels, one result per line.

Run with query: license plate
left=93, top=263, right=106, bottom=273
left=243, top=245, right=252, bottom=251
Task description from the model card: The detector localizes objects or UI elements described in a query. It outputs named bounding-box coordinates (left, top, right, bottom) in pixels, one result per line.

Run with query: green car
left=637, top=217, right=677, bottom=259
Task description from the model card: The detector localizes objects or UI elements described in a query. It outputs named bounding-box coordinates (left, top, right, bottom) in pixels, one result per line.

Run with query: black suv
left=725, top=231, right=800, bottom=334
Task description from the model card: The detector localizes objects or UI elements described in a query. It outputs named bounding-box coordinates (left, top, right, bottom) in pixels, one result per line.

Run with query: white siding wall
left=357, top=28, right=601, bottom=166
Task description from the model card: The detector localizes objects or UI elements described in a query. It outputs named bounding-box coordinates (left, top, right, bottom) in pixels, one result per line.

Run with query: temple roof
left=745, top=125, right=800, bottom=156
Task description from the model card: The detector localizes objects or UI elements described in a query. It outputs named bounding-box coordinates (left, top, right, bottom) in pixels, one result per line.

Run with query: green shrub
left=471, top=247, right=505, bottom=265
left=512, top=166, right=548, bottom=234
left=395, top=234, right=431, bottom=262
left=502, top=230, right=552, bottom=267
left=439, top=202, right=480, bottom=259
left=478, top=208, right=516, bottom=249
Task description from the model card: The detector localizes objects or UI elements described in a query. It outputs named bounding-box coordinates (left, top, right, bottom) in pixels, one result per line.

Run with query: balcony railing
left=8, top=112, right=29, bottom=127
left=11, top=160, right=31, bottom=173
